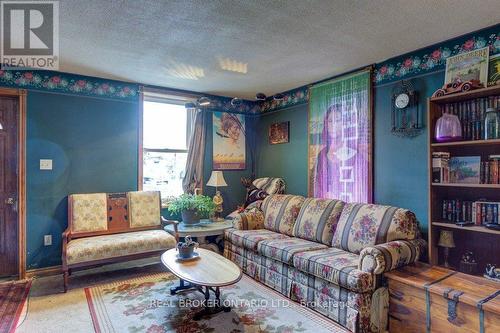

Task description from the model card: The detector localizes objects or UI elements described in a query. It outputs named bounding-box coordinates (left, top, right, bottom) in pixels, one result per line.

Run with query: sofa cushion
left=66, top=230, right=175, bottom=265
left=331, top=203, right=419, bottom=254
left=257, top=237, right=328, bottom=264
left=71, top=193, right=108, bottom=233
left=224, top=229, right=288, bottom=251
left=252, top=177, right=285, bottom=195
left=128, top=191, right=161, bottom=228
left=293, top=198, right=345, bottom=245
left=292, top=248, right=374, bottom=293
left=261, top=194, right=305, bottom=236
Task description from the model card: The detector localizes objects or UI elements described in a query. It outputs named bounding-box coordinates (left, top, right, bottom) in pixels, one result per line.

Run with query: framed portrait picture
left=444, top=47, right=489, bottom=86
left=269, top=121, right=289, bottom=144
left=213, top=112, right=246, bottom=170
left=488, top=53, right=500, bottom=86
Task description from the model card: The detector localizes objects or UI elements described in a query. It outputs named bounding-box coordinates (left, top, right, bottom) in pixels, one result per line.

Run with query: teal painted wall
left=256, top=72, right=445, bottom=233
left=26, top=91, right=139, bottom=269
left=374, top=72, right=443, bottom=233
left=256, top=104, right=308, bottom=196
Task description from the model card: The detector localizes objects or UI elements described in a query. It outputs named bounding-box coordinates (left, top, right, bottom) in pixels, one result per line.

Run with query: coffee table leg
left=170, top=278, right=194, bottom=295
left=193, top=286, right=231, bottom=320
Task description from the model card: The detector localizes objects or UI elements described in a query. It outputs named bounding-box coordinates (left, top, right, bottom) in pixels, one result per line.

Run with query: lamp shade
left=438, top=230, right=455, bottom=248
left=206, top=171, right=227, bottom=187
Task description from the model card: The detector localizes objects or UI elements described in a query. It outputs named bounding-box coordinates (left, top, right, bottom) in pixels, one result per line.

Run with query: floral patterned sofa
left=224, top=194, right=426, bottom=333
left=62, top=191, right=178, bottom=291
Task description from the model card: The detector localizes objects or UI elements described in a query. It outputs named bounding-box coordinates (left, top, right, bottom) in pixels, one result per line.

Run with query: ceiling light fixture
left=198, top=97, right=211, bottom=106
left=255, top=93, right=267, bottom=101
left=273, top=93, right=284, bottom=101
left=231, top=97, right=242, bottom=106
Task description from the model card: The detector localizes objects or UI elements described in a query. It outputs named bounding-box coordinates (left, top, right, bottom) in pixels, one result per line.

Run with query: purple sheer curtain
left=309, top=70, right=372, bottom=203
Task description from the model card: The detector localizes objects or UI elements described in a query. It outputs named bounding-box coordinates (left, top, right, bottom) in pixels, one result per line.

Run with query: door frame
left=0, top=88, right=27, bottom=279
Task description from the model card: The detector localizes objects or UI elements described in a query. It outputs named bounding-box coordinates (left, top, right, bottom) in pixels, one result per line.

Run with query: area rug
left=0, top=280, right=31, bottom=333
left=85, top=272, right=348, bottom=333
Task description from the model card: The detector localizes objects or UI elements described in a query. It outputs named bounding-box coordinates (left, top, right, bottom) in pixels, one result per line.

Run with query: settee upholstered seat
left=66, top=229, right=176, bottom=265
left=292, top=247, right=374, bottom=293
left=257, top=237, right=328, bottom=265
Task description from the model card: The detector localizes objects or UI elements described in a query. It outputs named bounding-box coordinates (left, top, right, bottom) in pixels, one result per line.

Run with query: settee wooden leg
left=63, top=271, right=69, bottom=293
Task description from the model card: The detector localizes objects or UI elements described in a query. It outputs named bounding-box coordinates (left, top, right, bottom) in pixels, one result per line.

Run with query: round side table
left=164, top=219, right=233, bottom=253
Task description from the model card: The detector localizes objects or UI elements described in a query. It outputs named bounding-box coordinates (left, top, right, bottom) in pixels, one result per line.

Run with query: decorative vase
left=181, top=209, right=200, bottom=225
left=435, top=112, right=462, bottom=142
left=484, top=108, right=500, bottom=140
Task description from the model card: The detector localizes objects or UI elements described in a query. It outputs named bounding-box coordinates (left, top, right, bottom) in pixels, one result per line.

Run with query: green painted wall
left=27, top=91, right=139, bottom=269
left=256, top=72, right=445, bottom=233
left=256, top=104, right=308, bottom=196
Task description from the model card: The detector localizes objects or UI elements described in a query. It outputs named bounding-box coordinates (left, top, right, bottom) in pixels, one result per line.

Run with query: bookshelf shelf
left=431, top=183, right=500, bottom=189
left=432, top=222, right=500, bottom=235
left=431, top=139, right=500, bottom=147
left=430, top=85, right=500, bottom=104
left=428, top=85, right=500, bottom=272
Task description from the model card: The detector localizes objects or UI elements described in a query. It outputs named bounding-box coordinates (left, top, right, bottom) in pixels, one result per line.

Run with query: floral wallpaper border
left=0, top=69, right=140, bottom=101
left=0, top=68, right=259, bottom=113
left=259, top=25, right=500, bottom=113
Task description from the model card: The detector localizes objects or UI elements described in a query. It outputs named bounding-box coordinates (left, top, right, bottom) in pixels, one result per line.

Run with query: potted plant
left=176, top=235, right=198, bottom=259
left=167, top=194, right=215, bottom=225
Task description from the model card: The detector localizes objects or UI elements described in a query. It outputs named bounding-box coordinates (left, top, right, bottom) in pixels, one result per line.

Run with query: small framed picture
left=269, top=121, right=289, bottom=145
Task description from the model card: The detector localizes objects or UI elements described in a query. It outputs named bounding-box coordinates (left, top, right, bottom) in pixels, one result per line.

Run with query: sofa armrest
left=359, top=238, right=427, bottom=275
left=161, top=217, right=179, bottom=241
left=232, top=207, right=265, bottom=230
left=61, top=228, right=72, bottom=268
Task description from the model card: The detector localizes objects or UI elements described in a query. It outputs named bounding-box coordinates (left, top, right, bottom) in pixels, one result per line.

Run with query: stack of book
left=480, top=155, right=500, bottom=184
left=441, top=95, right=500, bottom=141
left=432, top=152, right=450, bottom=183
left=442, top=199, right=500, bottom=225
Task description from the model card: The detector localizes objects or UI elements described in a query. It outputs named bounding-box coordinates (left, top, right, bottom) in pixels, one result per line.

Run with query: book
left=448, top=156, right=481, bottom=184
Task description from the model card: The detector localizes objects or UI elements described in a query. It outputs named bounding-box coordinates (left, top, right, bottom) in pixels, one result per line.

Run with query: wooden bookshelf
left=428, top=86, right=500, bottom=275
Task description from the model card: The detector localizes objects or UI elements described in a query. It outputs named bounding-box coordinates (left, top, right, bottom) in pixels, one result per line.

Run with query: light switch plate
left=44, top=235, right=52, bottom=246
left=40, top=159, right=53, bottom=170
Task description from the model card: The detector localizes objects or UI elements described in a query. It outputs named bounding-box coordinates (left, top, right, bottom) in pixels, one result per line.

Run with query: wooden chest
left=385, top=263, right=500, bottom=333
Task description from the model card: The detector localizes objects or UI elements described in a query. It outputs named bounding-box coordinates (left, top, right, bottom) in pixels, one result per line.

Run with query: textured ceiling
left=59, top=0, right=500, bottom=99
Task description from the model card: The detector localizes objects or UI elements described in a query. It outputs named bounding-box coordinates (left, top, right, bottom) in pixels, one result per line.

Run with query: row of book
left=440, top=96, right=500, bottom=141
left=442, top=199, right=500, bottom=225
left=432, top=152, right=500, bottom=184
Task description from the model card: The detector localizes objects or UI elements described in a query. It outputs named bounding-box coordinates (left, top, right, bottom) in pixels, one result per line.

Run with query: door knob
left=5, top=197, right=15, bottom=205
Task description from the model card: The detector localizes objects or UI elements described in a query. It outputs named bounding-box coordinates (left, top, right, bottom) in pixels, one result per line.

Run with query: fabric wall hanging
left=213, top=112, right=246, bottom=170
left=308, top=69, right=373, bottom=203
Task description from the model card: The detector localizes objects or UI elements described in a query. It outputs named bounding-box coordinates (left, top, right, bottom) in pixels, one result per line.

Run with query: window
left=141, top=96, right=192, bottom=199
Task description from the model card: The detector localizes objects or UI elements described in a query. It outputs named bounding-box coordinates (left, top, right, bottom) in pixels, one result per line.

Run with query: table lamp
left=438, top=230, right=455, bottom=268
left=206, top=171, right=227, bottom=222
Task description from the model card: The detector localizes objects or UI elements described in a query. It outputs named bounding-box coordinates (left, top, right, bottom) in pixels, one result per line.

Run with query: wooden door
left=0, top=96, right=19, bottom=277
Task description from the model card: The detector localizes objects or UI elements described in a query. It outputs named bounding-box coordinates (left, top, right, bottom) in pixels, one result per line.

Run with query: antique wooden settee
left=62, top=191, right=178, bottom=291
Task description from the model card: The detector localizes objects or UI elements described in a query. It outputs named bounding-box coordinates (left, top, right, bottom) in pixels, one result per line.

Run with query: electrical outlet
left=40, top=159, right=53, bottom=170
left=44, top=234, right=52, bottom=246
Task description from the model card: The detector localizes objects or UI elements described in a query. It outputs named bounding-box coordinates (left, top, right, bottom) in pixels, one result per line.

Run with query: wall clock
left=391, top=80, right=423, bottom=137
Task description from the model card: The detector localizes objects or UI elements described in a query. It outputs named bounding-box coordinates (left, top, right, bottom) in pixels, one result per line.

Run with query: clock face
left=395, top=93, right=410, bottom=109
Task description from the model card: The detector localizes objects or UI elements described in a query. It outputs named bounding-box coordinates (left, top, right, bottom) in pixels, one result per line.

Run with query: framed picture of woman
left=213, top=112, right=246, bottom=170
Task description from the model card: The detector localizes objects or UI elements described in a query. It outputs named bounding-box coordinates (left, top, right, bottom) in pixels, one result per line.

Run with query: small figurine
left=484, top=264, right=500, bottom=282
left=212, top=190, right=224, bottom=222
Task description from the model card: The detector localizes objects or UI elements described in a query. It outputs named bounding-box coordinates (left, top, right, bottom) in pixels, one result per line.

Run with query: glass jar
left=484, top=108, right=500, bottom=140
left=435, top=112, right=462, bottom=142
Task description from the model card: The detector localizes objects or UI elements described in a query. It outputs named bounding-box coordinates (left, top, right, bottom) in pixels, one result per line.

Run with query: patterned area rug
left=85, top=272, right=348, bottom=333
left=0, top=280, right=31, bottom=333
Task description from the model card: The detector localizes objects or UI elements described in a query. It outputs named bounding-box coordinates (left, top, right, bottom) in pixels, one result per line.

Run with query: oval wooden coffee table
left=161, top=248, right=242, bottom=320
